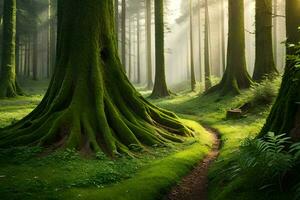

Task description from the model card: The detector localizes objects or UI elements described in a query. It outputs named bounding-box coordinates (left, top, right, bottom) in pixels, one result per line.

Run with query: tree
left=207, top=0, right=252, bottom=95
left=121, top=0, right=126, bottom=70
left=273, top=0, right=278, bottom=66
left=0, top=0, right=22, bottom=98
left=136, top=10, right=141, bottom=84
left=197, top=0, right=202, bottom=83
left=252, top=0, right=278, bottom=82
left=204, top=0, right=211, bottom=91
left=259, top=0, right=300, bottom=140
left=145, top=0, right=153, bottom=89
left=0, top=0, right=192, bottom=156
left=220, top=0, right=226, bottom=73
left=189, top=0, right=196, bottom=91
left=151, top=0, right=170, bottom=98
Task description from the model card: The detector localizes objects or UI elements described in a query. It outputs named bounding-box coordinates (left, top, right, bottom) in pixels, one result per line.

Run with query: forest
left=0, top=0, right=299, bottom=199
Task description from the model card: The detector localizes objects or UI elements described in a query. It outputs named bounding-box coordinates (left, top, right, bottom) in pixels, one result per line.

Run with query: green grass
left=0, top=80, right=214, bottom=200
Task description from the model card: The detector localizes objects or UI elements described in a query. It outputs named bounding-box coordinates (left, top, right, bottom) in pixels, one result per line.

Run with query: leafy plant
left=217, top=133, right=300, bottom=197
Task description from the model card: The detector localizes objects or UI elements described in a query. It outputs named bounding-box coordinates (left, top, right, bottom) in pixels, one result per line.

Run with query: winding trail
left=166, top=126, right=221, bottom=200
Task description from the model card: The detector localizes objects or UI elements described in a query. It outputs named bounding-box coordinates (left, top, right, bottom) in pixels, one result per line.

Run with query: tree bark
left=207, top=0, right=252, bottom=95
left=151, top=0, right=170, bottom=98
left=0, top=0, right=192, bottom=156
left=189, top=0, right=196, bottom=91
left=259, top=0, right=300, bottom=141
left=197, top=0, right=202, bottom=83
left=146, top=0, right=153, bottom=89
left=220, top=0, right=226, bottom=74
left=204, top=0, right=211, bottom=91
left=121, top=0, right=126, bottom=71
left=0, top=0, right=22, bottom=98
left=136, top=11, right=141, bottom=84
left=253, top=0, right=278, bottom=82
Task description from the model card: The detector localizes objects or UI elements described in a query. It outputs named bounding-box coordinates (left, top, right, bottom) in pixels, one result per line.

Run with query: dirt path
left=165, top=127, right=221, bottom=200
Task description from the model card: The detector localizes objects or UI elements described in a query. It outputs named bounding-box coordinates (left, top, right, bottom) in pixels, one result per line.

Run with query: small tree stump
left=226, top=109, right=243, bottom=119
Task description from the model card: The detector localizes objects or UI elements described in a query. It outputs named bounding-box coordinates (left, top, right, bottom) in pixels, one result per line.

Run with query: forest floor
left=0, top=80, right=281, bottom=200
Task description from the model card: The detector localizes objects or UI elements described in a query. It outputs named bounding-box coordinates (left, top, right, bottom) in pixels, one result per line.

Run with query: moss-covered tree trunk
left=0, top=0, right=192, bottom=156
left=151, top=0, right=170, bottom=98
left=0, top=0, right=22, bottom=98
left=286, top=0, right=300, bottom=70
left=145, top=0, right=153, bottom=89
left=259, top=0, right=300, bottom=141
left=252, top=0, right=278, bottom=81
left=207, top=0, right=252, bottom=95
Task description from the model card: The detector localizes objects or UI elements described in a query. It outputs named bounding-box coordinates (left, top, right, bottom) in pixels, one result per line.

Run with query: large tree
left=0, top=0, right=192, bottom=155
left=0, top=0, right=22, bottom=98
left=207, top=0, right=252, bottom=95
left=259, top=0, right=300, bottom=141
left=151, top=0, right=170, bottom=98
left=145, top=0, right=153, bottom=89
left=252, top=0, right=278, bottom=81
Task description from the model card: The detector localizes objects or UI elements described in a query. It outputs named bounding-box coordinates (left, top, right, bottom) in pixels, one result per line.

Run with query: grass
left=148, top=77, right=290, bottom=200
left=0, top=80, right=214, bottom=200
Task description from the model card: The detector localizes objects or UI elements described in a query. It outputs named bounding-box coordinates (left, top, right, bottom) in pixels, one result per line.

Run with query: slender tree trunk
left=15, top=33, right=19, bottom=76
left=115, top=0, right=119, bottom=48
left=128, top=17, right=132, bottom=81
left=32, top=28, right=38, bottom=80
left=207, top=0, right=252, bottom=95
left=260, top=0, right=300, bottom=141
left=47, top=0, right=51, bottom=78
left=190, top=0, right=196, bottom=91
left=220, top=0, right=226, bottom=73
left=273, top=0, right=278, bottom=67
left=0, top=0, right=22, bottom=97
left=197, top=0, right=202, bottom=83
left=137, top=11, right=141, bottom=84
left=204, top=0, right=211, bottom=91
left=0, top=0, right=192, bottom=155
left=121, top=0, right=126, bottom=71
left=146, top=0, right=153, bottom=89
left=151, top=0, right=170, bottom=98
left=253, top=0, right=278, bottom=81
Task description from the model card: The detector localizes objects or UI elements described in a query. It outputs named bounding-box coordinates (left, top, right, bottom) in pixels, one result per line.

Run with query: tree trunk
left=121, top=0, right=126, bottom=71
left=136, top=11, right=141, bottom=84
left=115, top=0, right=119, bottom=48
left=151, top=0, right=170, bottom=98
left=128, top=17, right=132, bottom=81
left=32, top=27, right=38, bottom=81
left=259, top=0, right=300, bottom=141
left=190, top=0, right=196, bottom=91
left=197, top=0, right=202, bottom=83
left=146, top=0, right=153, bottom=89
left=0, top=0, right=192, bottom=155
left=220, top=0, right=226, bottom=74
left=204, top=0, right=211, bottom=91
left=207, top=0, right=252, bottom=95
left=253, top=0, right=278, bottom=82
left=286, top=0, right=300, bottom=70
left=0, top=0, right=22, bottom=98
left=273, top=0, right=278, bottom=67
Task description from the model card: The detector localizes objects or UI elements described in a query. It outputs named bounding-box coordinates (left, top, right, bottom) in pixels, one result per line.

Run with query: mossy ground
left=0, top=80, right=214, bottom=200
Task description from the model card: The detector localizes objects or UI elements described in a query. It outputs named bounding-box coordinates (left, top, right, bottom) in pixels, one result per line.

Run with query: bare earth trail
left=165, top=126, right=221, bottom=200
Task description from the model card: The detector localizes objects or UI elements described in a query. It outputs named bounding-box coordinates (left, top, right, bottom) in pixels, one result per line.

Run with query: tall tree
left=204, top=0, right=211, bottom=90
left=253, top=0, right=278, bottom=81
left=207, top=0, right=252, bottom=95
left=121, top=0, right=126, bottom=71
left=197, top=0, right=202, bottom=82
left=151, top=0, right=170, bottom=98
left=0, top=0, right=22, bottom=97
left=145, top=0, right=153, bottom=89
left=136, top=10, right=141, bottom=84
left=189, top=0, right=196, bottom=91
left=0, top=0, right=191, bottom=155
left=273, top=0, right=278, bottom=66
left=220, top=0, right=226, bottom=73
left=259, top=0, right=300, bottom=140
left=115, top=0, right=119, bottom=46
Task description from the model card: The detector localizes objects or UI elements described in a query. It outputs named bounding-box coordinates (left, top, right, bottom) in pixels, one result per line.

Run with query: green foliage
left=216, top=133, right=300, bottom=198
left=243, top=76, right=281, bottom=107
